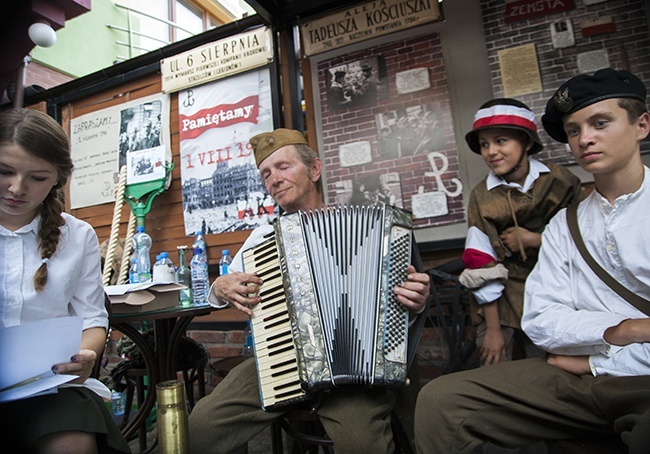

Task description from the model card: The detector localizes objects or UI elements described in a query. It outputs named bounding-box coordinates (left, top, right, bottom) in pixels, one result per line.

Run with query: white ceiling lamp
left=28, top=21, right=57, bottom=48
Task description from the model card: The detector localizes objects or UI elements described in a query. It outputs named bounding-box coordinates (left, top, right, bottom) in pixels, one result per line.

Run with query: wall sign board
left=505, top=0, right=575, bottom=23
left=161, top=27, right=273, bottom=94
left=300, top=0, right=442, bottom=57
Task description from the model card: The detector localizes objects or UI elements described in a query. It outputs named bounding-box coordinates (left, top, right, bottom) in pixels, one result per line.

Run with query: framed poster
left=177, top=67, right=276, bottom=236
left=69, top=94, right=170, bottom=209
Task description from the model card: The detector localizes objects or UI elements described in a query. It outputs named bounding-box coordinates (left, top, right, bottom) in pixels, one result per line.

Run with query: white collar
left=486, top=157, right=550, bottom=192
left=0, top=215, right=40, bottom=235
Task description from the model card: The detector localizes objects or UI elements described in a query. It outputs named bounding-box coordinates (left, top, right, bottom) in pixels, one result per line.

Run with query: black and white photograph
left=119, top=100, right=163, bottom=169
left=120, top=100, right=166, bottom=185
left=325, top=56, right=388, bottom=110
left=375, top=103, right=447, bottom=160
left=347, top=172, right=403, bottom=208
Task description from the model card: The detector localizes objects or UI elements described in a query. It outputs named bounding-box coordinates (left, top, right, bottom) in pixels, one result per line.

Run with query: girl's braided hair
left=0, top=109, right=74, bottom=291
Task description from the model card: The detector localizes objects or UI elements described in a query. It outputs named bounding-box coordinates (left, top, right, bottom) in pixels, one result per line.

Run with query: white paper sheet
left=0, top=317, right=83, bottom=402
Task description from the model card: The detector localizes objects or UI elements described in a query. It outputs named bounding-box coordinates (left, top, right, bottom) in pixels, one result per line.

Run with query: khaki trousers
left=415, top=358, right=650, bottom=453
left=189, top=358, right=400, bottom=454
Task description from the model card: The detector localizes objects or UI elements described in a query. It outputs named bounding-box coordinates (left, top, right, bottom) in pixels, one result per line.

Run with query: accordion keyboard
left=243, top=237, right=307, bottom=410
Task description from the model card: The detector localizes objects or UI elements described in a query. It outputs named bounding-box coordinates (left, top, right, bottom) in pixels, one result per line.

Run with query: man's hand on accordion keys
left=211, top=271, right=263, bottom=316
left=394, top=265, right=430, bottom=315
left=212, top=265, right=429, bottom=317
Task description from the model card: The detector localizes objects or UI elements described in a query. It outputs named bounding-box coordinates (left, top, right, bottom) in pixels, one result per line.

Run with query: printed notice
left=0, top=317, right=82, bottom=403
left=70, top=113, right=120, bottom=209
left=411, top=188, right=448, bottom=218
left=339, top=141, right=373, bottom=168
left=395, top=68, right=430, bottom=95
left=498, top=43, right=542, bottom=98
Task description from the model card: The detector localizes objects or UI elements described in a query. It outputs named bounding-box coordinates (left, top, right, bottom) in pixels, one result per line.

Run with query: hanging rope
left=102, top=165, right=128, bottom=286
left=117, top=210, right=137, bottom=285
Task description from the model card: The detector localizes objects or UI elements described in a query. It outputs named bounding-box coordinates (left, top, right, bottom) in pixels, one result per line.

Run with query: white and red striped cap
left=465, top=98, right=543, bottom=154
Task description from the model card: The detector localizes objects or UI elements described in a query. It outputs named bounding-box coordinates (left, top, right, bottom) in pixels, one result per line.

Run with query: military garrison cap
left=249, top=128, right=308, bottom=167
left=542, top=68, right=647, bottom=143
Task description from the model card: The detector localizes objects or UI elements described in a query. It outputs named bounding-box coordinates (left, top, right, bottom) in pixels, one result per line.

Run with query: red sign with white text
left=505, top=0, right=575, bottom=23
left=178, top=96, right=259, bottom=140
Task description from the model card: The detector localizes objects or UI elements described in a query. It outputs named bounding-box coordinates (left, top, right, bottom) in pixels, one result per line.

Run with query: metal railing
left=107, top=2, right=197, bottom=62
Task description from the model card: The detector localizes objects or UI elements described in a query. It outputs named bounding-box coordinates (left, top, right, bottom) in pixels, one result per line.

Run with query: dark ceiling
left=245, top=0, right=350, bottom=27
left=0, top=0, right=91, bottom=105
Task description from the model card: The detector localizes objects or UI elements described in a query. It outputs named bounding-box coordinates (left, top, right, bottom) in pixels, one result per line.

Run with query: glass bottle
left=176, top=246, right=192, bottom=307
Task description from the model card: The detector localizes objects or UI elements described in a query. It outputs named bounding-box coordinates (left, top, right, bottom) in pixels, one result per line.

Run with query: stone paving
left=127, top=424, right=274, bottom=453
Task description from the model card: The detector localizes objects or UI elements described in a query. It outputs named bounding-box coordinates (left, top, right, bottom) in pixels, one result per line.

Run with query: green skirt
left=0, top=387, right=131, bottom=453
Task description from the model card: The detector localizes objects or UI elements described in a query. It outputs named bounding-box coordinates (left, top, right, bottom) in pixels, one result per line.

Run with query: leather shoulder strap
left=566, top=203, right=650, bottom=316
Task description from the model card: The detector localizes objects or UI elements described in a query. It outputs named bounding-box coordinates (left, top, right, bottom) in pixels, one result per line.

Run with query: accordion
left=242, top=205, right=413, bottom=410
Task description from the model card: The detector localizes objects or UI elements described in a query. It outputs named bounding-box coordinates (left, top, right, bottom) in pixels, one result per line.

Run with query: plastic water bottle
left=176, top=246, right=192, bottom=307
left=194, top=230, right=207, bottom=260
left=111, top=389, right=125, bottom=425
left=190, top=246, right=209, bottom=306
left=219, top=249, right=232, bottom=276
left=242, top=319, right=254, bottom=358
left=152, top=254, right=161, bottom=278
left=128, top=258, right=139, bottom=284
left=153, top=251, right=176, bottom=283
left=132, top=226, right=152, bottom=283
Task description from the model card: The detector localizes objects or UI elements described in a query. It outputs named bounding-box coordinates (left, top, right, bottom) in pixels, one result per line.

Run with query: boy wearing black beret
left=415, top=68, right=650, bottom=453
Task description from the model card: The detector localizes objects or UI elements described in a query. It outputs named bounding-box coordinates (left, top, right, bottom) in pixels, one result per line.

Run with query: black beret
left=542, top=68, right=647, bottom=143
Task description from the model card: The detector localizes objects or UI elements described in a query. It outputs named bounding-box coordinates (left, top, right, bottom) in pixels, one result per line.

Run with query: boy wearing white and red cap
left=415, top=68, right=650, bottom=453
left=460, top=98, right=583, bottom=366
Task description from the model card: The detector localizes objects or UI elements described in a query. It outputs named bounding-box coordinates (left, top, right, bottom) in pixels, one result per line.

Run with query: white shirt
left=0, top=213, right=108, bottom=331
left=523, top=167, right=650, bottom=377
left=207, top=223, right=274, bottom=308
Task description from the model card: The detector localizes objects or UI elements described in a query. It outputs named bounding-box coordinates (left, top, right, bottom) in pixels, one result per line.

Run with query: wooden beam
left=190, top=0, right=236, bottom=24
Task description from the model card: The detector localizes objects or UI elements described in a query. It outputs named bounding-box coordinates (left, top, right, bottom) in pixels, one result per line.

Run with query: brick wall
left=479, top=0, right=650, bottom=164
left=25, top=60, right=74, bottom=89
left=316, top=33, right=465, bottom=229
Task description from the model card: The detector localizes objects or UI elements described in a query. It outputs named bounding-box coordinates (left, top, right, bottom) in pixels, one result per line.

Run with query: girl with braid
left=0, top=109, right=130, bottom=454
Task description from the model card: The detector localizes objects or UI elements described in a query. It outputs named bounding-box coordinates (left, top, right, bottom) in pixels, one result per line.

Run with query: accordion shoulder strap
left=566, top=203, right=650, bottom=316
